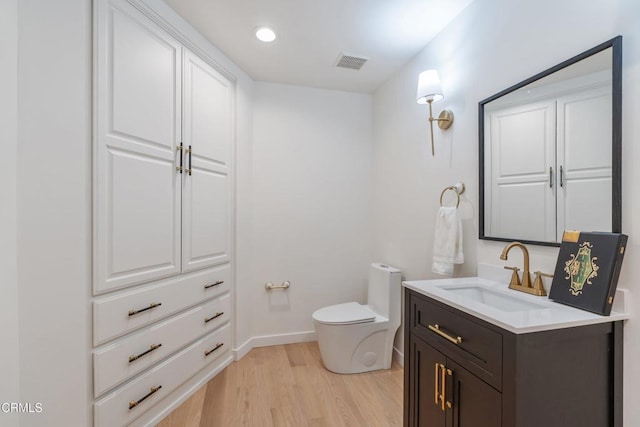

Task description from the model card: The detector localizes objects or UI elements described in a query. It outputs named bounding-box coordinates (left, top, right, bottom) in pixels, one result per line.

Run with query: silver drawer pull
left=204, top=342, right=224, bottom=357
left=128, top=344, right=162, bottom=363
left=128, top=302, right=162, bottom=317
left=204, top=312, right=224, bottom=324
left=204, top=280, right=224, bottom=290
left=129, top=385, right=162, bottom=410
left=428, top=324, right=463, bottom=345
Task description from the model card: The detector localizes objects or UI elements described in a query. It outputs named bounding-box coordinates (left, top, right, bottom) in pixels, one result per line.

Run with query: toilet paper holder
left=265, top=280, right=291, bottom=291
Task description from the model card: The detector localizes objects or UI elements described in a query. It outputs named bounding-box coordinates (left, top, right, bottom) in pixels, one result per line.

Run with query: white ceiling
left=163, top=0, right=474, bottom=93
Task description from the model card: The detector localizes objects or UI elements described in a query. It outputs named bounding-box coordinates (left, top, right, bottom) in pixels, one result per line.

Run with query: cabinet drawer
left=410, top=293, right=502, bottom=390
left=93, top=264, right=230, bottom=346
left=94, top=323, right=231, bottom=427
left=94, top=293, right=230, bottom=397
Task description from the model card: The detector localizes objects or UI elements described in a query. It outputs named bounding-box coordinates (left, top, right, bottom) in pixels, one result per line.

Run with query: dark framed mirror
left=479, top=36, right=622, bottom=247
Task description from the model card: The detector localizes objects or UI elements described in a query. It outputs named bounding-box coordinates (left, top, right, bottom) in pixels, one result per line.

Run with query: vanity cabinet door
left=407, top=336, right=446, bottom=427
left=447, top=359, right=501, bottom=427
left=407, top=335, right=502, bottom=427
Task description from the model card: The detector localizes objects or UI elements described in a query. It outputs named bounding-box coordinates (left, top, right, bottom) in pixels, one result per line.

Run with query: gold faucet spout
left=500, top=242, right=532, bottom=289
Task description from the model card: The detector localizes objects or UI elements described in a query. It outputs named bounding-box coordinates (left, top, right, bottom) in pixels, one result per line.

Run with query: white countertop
left=403, top=275, right=630, bottom=334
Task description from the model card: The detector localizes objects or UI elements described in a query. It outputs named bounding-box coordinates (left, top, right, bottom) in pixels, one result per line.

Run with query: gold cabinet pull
left=434, top=363, right=440, bottom=405
left=428, top=324, right=462, bottom=345
left=128, top=302, right=162, bottom=317
left=204, top=342, right=224, bottom=357
left=440, top=363, right=447, bottom=411
left=204, top=312, right=224, bottom=324
left=442, top=369, right=453, bottom=409
left=128, top=344, right=162, bottom=363
left=204, top=280, right=224, bottom=290
left=435, top=363, right=453, bottom=412
left=129, top=385, right=162, bottom=410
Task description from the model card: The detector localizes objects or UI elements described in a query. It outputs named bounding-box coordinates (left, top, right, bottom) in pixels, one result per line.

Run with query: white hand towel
left=432, top=206, right=464, bottom=275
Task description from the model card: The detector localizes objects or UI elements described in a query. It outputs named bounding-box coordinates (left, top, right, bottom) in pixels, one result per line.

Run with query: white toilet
left=312, top=263, right=401, bottom=374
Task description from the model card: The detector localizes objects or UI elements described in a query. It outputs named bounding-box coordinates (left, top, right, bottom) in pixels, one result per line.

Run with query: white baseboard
left=233, top=330, right=317, bottom=361
left=393, top=346, right=404, bottom=367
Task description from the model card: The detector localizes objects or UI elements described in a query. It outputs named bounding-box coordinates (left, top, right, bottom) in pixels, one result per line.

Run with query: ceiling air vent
left=335, top=52, right=368, bottom=70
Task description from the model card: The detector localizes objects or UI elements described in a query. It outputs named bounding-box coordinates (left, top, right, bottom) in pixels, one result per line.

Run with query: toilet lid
left=312, top=302, right=377, bottom=325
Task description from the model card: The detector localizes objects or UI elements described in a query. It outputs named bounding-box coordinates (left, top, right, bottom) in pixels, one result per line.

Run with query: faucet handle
left=532, top=271, right=552, bottom=296
left=504, top=266, right=521, bottom=287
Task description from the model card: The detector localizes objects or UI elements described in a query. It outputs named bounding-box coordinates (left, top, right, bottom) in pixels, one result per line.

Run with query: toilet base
left=314, top=320, right=397, bottom=374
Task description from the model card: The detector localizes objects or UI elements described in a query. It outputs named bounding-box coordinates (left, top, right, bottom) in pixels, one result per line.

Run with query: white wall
left=372, top=0, right=640, bottom=423
left=16, top=1, right=92, bottom=425
left=0, top=1, right=20, bottom=425
left=247, top=83, right=374, bottom=346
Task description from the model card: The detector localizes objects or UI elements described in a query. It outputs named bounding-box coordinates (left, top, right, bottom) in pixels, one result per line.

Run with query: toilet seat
left=312, top=302, right=376, bottom=325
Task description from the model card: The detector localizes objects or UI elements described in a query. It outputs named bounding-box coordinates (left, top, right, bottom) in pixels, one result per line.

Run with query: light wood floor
left=157, top=341, right=404, bottom=427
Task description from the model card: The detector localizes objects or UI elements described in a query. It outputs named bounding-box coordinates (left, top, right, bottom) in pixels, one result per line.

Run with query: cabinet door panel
left=182, top=168, right=230, bottom=271
left=183, top=51, right=231, bottom=166
left=110, top=7, right=177, bottom=148
left=448, top=360, right=501, bottom=427
left=108, top=149, right=179, bottom=277
left=94, top=0, right=182, bottom=294
left=408, top=337, right=446, bottom=427
left=485, top=101, right=556, bottom=241
left=557, top=86, right=612, bottom=237
left=182, top=50, right=232, bottom=272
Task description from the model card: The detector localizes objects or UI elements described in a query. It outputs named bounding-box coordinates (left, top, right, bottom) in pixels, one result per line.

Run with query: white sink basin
left=403, top=270, right=629, bottom=333
left=441, top=285, right=546, bottom=312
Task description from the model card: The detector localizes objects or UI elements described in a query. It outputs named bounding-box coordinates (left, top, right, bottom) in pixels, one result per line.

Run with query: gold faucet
left=500, top=242, right=547, bottom=296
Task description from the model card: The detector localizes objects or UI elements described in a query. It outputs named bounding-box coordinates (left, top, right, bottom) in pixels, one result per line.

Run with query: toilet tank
left=367, top=263, right=401, bottom=324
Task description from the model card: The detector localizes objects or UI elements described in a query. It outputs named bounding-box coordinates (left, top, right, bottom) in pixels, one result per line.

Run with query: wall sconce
left=416, top=70, right=454, bottom=156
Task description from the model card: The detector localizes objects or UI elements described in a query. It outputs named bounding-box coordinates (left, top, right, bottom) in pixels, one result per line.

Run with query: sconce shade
left=416, top=70, right=444, bottom=104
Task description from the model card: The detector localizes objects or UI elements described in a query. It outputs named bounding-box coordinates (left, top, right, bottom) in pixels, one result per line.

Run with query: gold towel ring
left=440, top=187, right=460, bottom=208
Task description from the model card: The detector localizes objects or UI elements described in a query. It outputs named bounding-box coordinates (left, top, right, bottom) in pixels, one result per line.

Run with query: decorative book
left=549, top=231, right=628, bottom=315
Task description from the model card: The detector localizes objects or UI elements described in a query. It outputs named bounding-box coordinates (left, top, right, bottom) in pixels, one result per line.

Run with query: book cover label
left=565, top=241, right=599, bottom=296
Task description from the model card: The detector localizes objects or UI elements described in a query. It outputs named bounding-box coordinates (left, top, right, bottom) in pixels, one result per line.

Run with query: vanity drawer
left=94, top=323, right=231, bottom=427
left=93, top=264, right=230, bottom=345
left=410, top=293, right=502, bottom=390
left=93, top=293, right=231, bottom=397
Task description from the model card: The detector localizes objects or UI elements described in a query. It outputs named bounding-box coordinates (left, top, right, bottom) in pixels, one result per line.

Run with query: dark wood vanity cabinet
left=408, top=336, right=501, bottom=427
left=404, top=289, right=623, bottom=427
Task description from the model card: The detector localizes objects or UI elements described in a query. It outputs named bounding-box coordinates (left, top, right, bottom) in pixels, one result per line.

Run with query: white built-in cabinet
left=92, top=0, right=234, bottom=425
left=485, top=82, right=611, bottom=242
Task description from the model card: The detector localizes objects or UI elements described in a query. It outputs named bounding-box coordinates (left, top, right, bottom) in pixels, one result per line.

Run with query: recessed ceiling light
left=255, top=27, right=276, bottom=43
